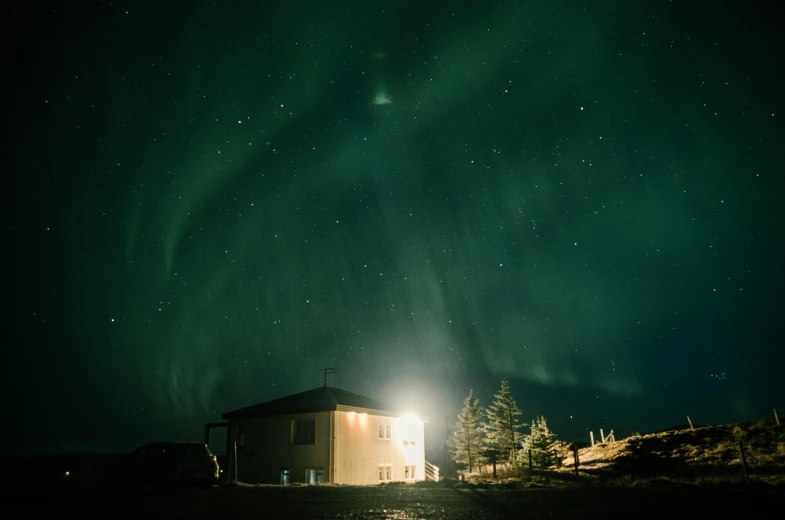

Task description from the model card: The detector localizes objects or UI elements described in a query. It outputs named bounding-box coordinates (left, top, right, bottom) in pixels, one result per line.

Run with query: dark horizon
left=3, top=0, right=784, bottom=458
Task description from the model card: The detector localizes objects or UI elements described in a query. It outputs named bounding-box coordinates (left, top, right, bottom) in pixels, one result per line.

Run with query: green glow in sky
left=4, top=0, right=783, bottom=454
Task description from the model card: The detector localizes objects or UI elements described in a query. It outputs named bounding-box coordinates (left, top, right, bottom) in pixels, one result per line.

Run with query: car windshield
left=131, top=443, right=209, bottom=456
left=168, top=444, right=209, bottom=455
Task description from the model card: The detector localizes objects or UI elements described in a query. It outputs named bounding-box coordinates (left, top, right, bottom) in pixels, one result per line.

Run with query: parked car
left=108, top=442, right=219, bottom=489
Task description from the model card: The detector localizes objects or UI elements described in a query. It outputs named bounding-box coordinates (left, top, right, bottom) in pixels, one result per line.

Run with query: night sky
left=3, top=0, right=783, bottom=456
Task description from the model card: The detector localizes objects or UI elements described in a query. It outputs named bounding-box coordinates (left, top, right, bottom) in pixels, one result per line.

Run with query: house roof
left=222, top=386, right=397, bottom=420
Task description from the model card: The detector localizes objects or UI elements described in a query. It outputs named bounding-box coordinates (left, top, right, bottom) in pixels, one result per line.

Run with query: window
left=147, top=444, right=168, bottom=456
left=378, top=423, right=391, bottom=440
left=291, top=419, right=316, bottom=445
left=403, top=440, right=416, bottom=447
left=378, top=464, right=392, bottom=481
left=305, top=467, right=324, bottom=484
left=280, top=468, right=290, bottom=485
left=170, top=444, right=210, bottom=455
left=404, top=465, right=416, bottom=480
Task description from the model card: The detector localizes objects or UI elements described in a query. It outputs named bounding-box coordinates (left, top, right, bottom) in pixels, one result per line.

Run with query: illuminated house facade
left=221, top=386, right=425, bottom=485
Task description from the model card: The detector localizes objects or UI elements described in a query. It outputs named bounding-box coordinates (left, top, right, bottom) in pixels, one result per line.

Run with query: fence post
left=687, top=416, right=694, bottom=430
left=528, top=449, right=533, bottom=470
left=775, top=409, right=780, bottom=427
left=572, top=445, right=580, bottom=477
left=233, top=441, right=238, bottom=482
left=739, top=441, right=749, bottom=484
left=600, top=429, right=605, bottom=443
left=590, top=431, right=595, bottom=447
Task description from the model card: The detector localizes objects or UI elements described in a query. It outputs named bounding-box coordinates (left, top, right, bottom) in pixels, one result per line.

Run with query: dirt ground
left=2, top=483, right=783, bottom=519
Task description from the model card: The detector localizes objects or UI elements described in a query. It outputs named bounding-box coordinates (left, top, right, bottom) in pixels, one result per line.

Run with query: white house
left=220, top=386, right=429, bottom=485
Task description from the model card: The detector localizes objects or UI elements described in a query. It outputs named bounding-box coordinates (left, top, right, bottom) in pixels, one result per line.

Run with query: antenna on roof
left=321, top=367, right=337, bottom=387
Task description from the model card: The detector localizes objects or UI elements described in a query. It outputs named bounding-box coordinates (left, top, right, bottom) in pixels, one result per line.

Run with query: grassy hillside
left=558, top=419, right=784, bottom=484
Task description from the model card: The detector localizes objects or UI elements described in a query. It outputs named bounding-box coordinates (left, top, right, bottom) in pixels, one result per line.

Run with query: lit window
left=378, top=464, right=392, bottom=481
left=291, top=419, right=316, bottom=445
left=405, top=465, right=416, bottom=480
left=280, top=468, right=290, bottom=485
left=305, top=467, right=324, bottom=484
left=378, top=423, right=391, bottom=440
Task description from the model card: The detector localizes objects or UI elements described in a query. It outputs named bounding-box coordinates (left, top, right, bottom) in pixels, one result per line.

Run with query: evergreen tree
left=485, top=379, right=524, bottom=465
left=520, top=415, right=557, bottom=469
left=448, top=390, right=487, bottom=473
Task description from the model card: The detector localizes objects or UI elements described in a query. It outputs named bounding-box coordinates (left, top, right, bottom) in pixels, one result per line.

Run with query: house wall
left=333, top=410, right=425, bottom=484
left=232, top=411, right=331, bottom=484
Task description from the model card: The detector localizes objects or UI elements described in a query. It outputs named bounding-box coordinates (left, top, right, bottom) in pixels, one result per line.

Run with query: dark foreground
left=2, top=483, right=783, bottom=519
